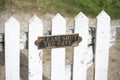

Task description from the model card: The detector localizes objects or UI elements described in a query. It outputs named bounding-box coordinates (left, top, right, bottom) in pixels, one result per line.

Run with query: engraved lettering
left=35, top=34, right=82, bottom=49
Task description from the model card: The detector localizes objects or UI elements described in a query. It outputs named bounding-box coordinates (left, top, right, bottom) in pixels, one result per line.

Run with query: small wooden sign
left=35, top=34, right=82, bottom=49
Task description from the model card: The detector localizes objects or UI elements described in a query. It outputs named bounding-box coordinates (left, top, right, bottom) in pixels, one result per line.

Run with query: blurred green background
left=0, top=0, right=120, bottom=19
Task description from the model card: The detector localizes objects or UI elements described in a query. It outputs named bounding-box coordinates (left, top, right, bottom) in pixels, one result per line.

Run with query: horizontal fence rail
left=0, top=27, right=116, bottom=51
left=0, top=10, right=112, bottom=80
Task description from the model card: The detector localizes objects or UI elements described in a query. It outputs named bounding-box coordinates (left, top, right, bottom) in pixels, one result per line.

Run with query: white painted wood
left=51, top=13, right=66, bottom=80
left=73, top=12, right=89, bottom=80
left=28, top=15, right=43, bottom=80
left=86, top=46, right=93, bottom=69
left=5, top=17, right=20, bottom=80
left=95, top=10, right=110, bottom=80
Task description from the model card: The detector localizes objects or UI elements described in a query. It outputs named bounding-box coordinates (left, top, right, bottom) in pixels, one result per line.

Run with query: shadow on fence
left=20, top=51, right=28, bottom=80
left=0, top=51, right=5, bottom=80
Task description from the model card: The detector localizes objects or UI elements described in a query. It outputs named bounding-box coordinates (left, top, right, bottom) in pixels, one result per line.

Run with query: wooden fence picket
left=28, top=15, right=43, bottom=80
left=73, top=12, right=89, bottom=80
left=5, top=17, right=20, bottom=80
left=51, top=13, right=66, bottom=80
left=95, top=10, right=110, bottom=80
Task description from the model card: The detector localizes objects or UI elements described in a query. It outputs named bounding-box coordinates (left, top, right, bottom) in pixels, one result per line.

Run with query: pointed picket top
left=5, top=17, right=20, bottom=27
left=29, top=15, right=42, bottom=24
left=52, top=13, right=66, bottom=23
left=95, top=10, right=110, bottom=80
left=96, top=10, right=110, bottom=31
left=51, top=13, right=66, bottom=80
left=73, top=11, right=89, bottom=80
left=75, top=12, right=88, bottom=21
left=5, top=16, right=20, bottom=80
left=52, top=13, right=66, bottom=35
left=74, top=12, right=89, bottom=34
left=28, top=14, right=43, bottom=80
left=74, top=12, right=88, bottom=29
left=97, top=10, right=110, bottom=19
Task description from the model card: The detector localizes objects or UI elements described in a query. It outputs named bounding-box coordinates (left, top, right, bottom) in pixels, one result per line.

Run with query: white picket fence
left=4, top=10, right=110, bottom=80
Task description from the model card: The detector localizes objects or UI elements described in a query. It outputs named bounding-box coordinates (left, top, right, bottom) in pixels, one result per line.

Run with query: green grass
left=115, top=41, right=120, bottom=51
left=115, top=46, right=120, bottom=52
left=0, top=0, right=120, bottom=19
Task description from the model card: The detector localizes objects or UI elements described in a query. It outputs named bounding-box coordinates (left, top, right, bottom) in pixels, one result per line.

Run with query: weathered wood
left=28, top=15, right=43, bottom=80
left=95, top=10, right=110, bottom=80
left=5, top=17, right=20, bottom=80
left=0, top=33, right=3, bottom=42
left=51, top=13, right=66, bottom=80
left=20, top=32, right=27, bottom=49
left=73, top=12, right=89, bottom=80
